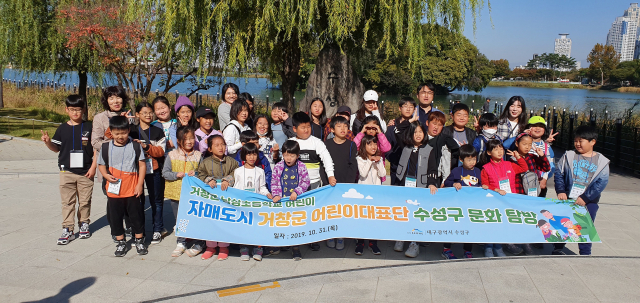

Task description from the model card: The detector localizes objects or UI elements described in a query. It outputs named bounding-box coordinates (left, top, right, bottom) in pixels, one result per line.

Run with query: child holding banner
left=162, top=126, right=203, bottom=258
left=270, top=140, right=311, bottom=260
left=393, top=121, right=438, bottom=258
left=553, top=125, right=609, bottom=256
left=480, top=139, right=528, bottom=257
left=442, top=144, right=482, bottom=259
left=197, top=134, right=239, bottom=261
left=355, top=134, right=386, bottom=255
left=233, top=143, right=273, bottom=261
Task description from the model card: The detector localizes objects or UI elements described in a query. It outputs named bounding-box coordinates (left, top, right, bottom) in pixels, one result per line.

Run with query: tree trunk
left=78, top=70, right=88, bottom=120
left=601, top=69, right=604, bottom=85
left=279, top=34, right=301, bottom=113
left=300, top=44, right=365, bottom=118
left=0, top=68, right=4, bottom=109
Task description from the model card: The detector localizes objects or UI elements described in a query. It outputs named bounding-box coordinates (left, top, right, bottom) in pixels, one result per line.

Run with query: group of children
left=42, top=84, right=609, bottom=261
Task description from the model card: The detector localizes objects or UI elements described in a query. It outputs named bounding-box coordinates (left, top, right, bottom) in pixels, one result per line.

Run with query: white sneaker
left=335, top=238, right=345, bottom=250
left=327, top=239, right=336, bottom=248
left=171, top=243, right=187, bottom=257
left=151, top=232, right=162, bottom=244
left=394, top=241, right=404, bottom=252
left=405, top=242, right=419, bottom=258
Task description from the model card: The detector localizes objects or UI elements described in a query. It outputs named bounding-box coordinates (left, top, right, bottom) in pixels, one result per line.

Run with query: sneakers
left=441, top=248, right=457, bottom=260
left=484, top=247, right=494, bottom=258
left=552, top=249, right=566, bottom=255
left=201, top=247, right=216, bottom=260
left=135, top=238, right=148, bottom=255
left=151, top=232, right=163, bottom=244
left=114, top=240, right=127, bottom=257
left=494, top=248, right=507, bottom=257
left=186, top=243, right=204, bottom=257
left=253, top=247, right=263, bottom=261
left=369, top=242, right=381, bottom=255
left=264, top=247, right=281, bottom=257
left=78, top=223, right=91, bottom=239
left=327, top=239, right=336, bottom=248
left=240, top=247, right=250, bottom=261
left=394, top=241, right=404, bottom=252
left=355, top=243, right=364, bottom=255
left=464, top=251, right=473, bottom=259
left=335, top=238, right=345, bottom=250
left=504, top=244, right=524, bottom=255
left=171, top=243, right=187, bottom=257
left=125, top=228, right=133, bottom=239
left=292, top=247, right=302, bottom=261
left=218, top=247, right=229, bottom=260
left=405, top=242, right=419, bottom=258
left=57, top=228, right=75, bottom=245
left=309, top=242, right=321, bottom=251
left=522, top=244, right=535, bottom=255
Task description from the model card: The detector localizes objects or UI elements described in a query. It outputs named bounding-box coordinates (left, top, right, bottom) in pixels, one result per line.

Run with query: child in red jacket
left=479, top=139, right=528, bottom=258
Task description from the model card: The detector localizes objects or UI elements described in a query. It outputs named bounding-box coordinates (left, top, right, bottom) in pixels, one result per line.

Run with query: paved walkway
left=1, top=135, right=640, bottom=302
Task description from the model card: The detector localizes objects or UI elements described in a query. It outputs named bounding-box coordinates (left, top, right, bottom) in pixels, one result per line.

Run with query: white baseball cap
left=363, top=90, right=378, bottom=101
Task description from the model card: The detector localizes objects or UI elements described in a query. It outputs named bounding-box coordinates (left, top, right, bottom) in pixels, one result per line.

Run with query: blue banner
left=175, top=177, right=600, bottom=246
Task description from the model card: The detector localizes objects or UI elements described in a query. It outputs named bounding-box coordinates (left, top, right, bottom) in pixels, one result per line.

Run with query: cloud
left=486, top=193, right=494, bottom=197
left=342, top=188, right=365, bottom=199
left=365, top=195, right=373, bottom=199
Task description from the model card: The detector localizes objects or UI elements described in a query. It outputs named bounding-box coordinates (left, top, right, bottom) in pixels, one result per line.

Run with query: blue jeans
left=485, top=244, right=502, bottom=250
left=139, top=171, right=165, bottom=233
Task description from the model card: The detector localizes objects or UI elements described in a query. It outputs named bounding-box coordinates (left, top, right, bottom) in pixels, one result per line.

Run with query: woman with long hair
left=351, top=90, right=387, bottom=134
left=496, top=96, right=528, bottom=140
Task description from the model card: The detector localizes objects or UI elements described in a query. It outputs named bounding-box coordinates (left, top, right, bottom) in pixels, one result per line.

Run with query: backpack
left=100, top=141, right=142, bottom=196
left=521, top=170, right=540, bottom=197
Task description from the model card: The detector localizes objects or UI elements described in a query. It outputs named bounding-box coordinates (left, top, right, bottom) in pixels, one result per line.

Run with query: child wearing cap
left=195, top=106, right=223, bottom=154
left=351, top=90, right=387, bottom=134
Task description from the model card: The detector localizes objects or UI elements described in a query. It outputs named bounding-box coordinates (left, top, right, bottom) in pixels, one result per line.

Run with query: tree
left=510, top=68, right=537, bottom=81
left=147, top=0, right=486, bottom=113
left=587, top=43, right=620, bottom=85
left=610, top=60, right=640, bottom=85
left=490, top=59, right=510, bottom=78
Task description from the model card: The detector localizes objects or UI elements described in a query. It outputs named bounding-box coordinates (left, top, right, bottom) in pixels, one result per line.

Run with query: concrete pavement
left=1, top=135, right=640, bottom=302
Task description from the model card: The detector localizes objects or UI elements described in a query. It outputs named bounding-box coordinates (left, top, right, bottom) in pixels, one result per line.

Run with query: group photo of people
left=41, top=81, right=609, bottom=262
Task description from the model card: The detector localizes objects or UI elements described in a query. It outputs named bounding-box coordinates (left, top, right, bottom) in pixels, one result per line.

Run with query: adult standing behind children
left=217, top=83, right=240, bottom=131
left=350, top=90, right=387, bottom=134
left=415, top=82, right=443, bottom=126
left=307, top=98, right=328, bottom=140
left=41, top=95, right=98, bottom=245
left=496, top=96, right=528, bottom=141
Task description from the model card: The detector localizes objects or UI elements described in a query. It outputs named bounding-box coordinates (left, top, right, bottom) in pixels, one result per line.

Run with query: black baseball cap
left=196, top=107, right=214, bottom=118
left=337, top=105, right=352, bottom=115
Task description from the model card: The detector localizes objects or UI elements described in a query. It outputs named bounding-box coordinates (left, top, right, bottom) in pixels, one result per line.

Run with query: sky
left=462, top=0, right=637, bottom=68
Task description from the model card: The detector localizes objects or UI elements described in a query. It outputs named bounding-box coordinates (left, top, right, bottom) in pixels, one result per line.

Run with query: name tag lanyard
left=489, top=161, right=511, bottom=193
left=405, top=148, right=419, bottom=187
left=570, top=154, right=595, bottom=199
left=107, top=142, right=128, bottom=195
left=69, top=123, right=84, bottom=168
left=183, top=150, right=196, bottom=173
left=243, top=166, right=258, bottom=192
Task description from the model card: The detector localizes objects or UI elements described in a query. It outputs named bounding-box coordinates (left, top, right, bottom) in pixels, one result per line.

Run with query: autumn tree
left=587, top=43, right=619, bottom=85
left=490, top=59, right=510, bottom=78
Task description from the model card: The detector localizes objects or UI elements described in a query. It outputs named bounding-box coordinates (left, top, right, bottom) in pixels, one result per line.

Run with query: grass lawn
left=0, top=108, right=63, bottom=140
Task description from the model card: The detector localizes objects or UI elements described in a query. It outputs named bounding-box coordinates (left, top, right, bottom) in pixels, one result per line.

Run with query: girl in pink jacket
left=354, top=115, right=391, bottom=183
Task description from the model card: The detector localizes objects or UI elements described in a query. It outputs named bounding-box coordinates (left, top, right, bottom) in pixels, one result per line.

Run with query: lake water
left=4, top=69, right=640, bottom=115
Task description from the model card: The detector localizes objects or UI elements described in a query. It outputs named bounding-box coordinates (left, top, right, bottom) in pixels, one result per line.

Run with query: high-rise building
left=554, top=34, right=572, bottom=57
left=606, top=16, right=637, bottom=62
left=623, top=3, right=640, bottom=59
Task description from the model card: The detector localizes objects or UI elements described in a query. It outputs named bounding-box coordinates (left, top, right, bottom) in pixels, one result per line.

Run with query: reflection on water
left=4, top=69, right=640, bottom=114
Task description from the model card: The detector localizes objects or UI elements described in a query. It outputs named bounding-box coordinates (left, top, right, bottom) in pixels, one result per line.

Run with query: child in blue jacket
left=553, top=125, right=609, bottom=256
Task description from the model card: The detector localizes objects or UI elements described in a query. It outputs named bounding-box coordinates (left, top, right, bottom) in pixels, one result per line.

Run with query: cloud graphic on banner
left=342, top=188, right=364, bottom=199
left=365, top=196, right=373, bottom=199
left=486, top=193, right=494, bottom=197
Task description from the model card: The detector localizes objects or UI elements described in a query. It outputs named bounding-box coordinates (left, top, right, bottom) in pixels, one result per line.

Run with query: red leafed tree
left=57, top=1, right=214, bottom=107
